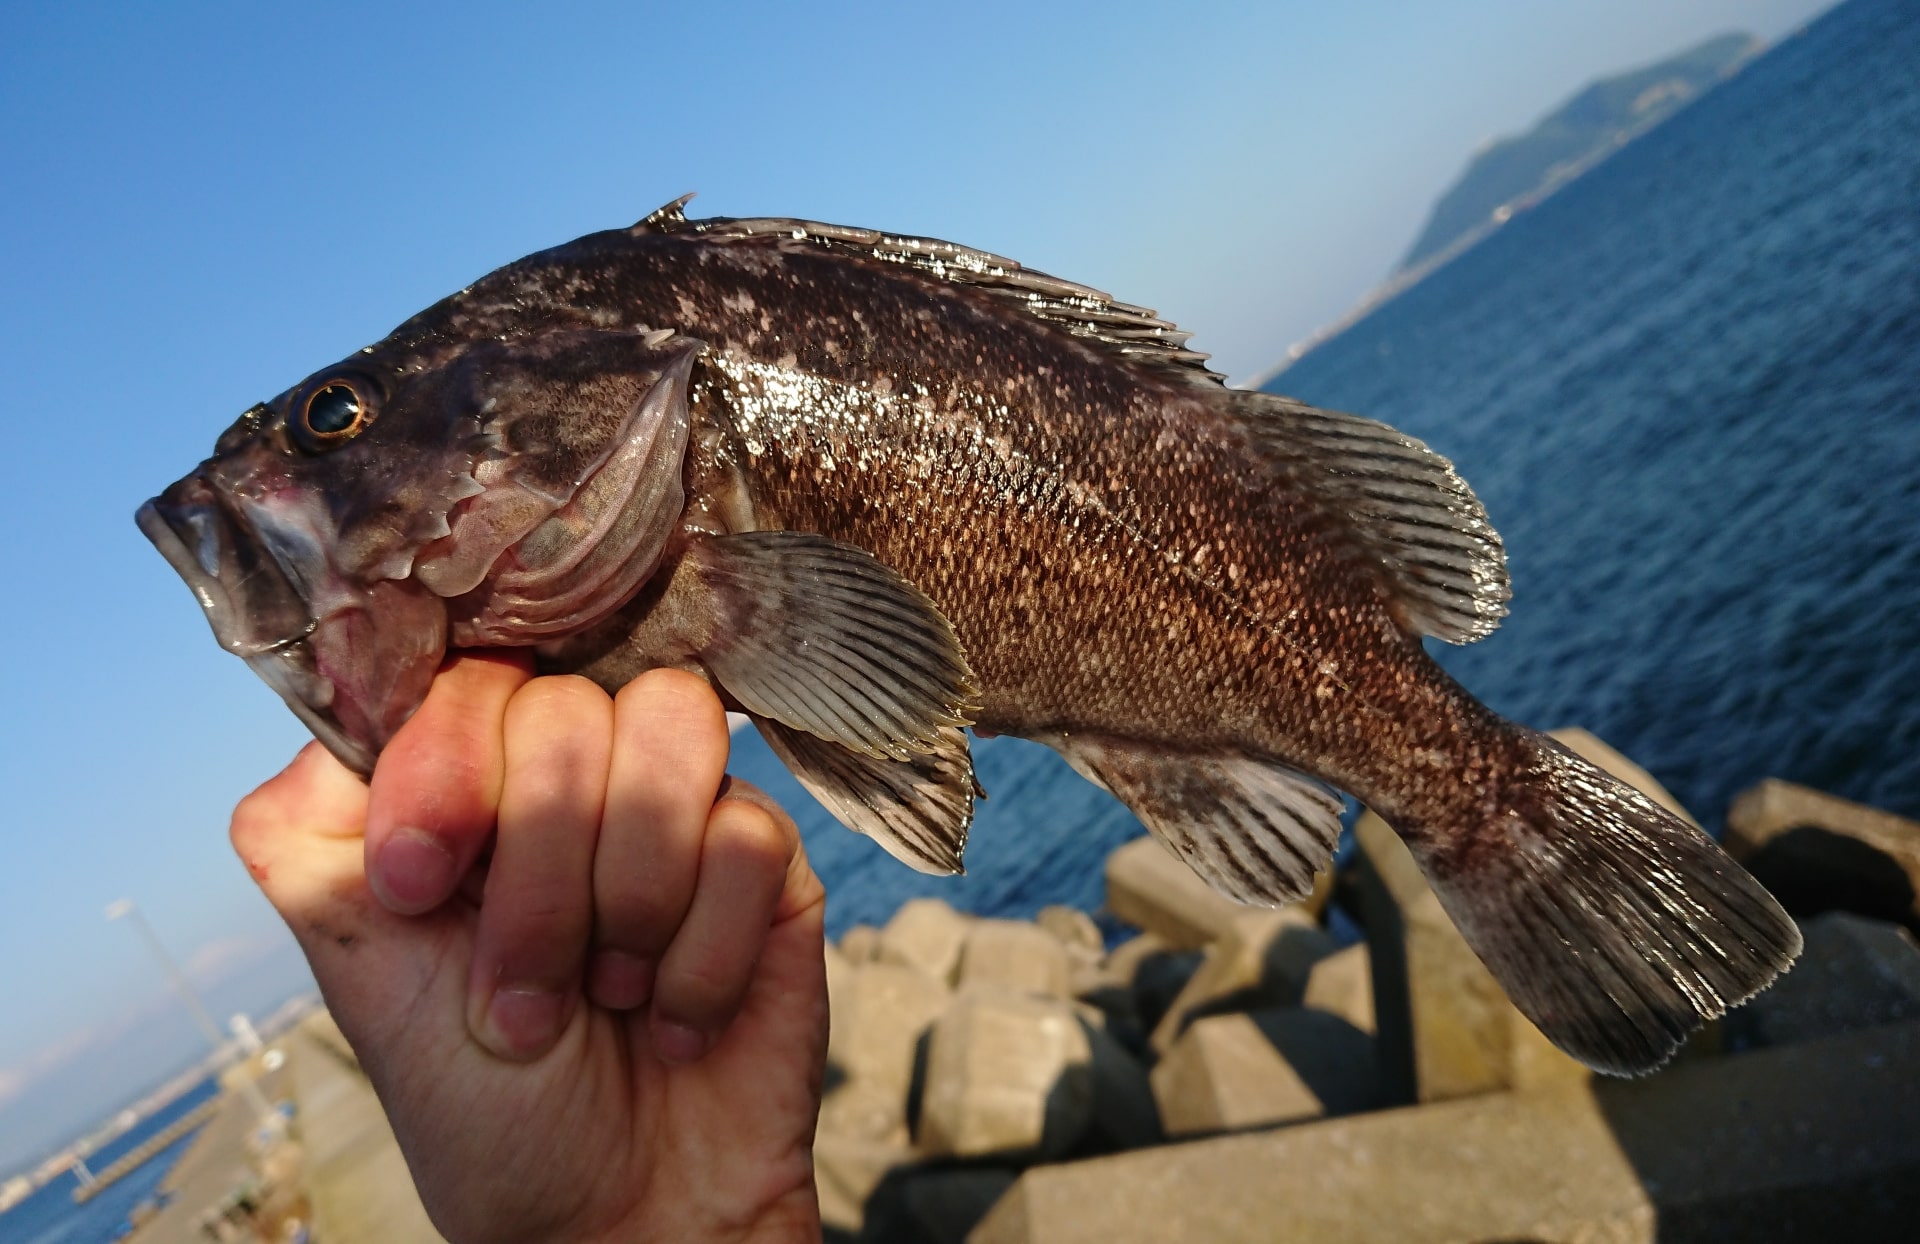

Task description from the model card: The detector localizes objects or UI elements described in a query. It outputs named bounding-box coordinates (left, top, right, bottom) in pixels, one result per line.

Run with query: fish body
left=141, top=200, right=1798, bottom=1073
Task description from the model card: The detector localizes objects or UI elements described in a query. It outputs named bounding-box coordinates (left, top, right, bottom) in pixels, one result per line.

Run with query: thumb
left=230, top=742, right=473, bottom=1059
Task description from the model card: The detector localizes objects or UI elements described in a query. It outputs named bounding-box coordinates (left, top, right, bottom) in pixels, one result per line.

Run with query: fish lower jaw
left=243, top=648, right=373, bottom=774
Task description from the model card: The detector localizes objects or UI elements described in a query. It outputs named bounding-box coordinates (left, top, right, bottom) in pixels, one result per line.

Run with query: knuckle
left=710, top=797, right=795, bottom=864
left=596, top=875, right=689, bottom=950
left=509, top=674, right=611, bottom=730
left=616, top=668, right=725, bottom=731
left=228, top=790, right=271, bottom=854
left=658, top=955, right=742, bottom=1024
left=621, top=665, right=708, bottom=703
left=489, top=887, right=590, bottom=974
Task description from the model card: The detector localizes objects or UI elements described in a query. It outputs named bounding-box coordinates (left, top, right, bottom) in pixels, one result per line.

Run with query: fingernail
left=588, top=950, right=655, bottom=1011
left=652, top=1018, right=711, bottom=1066
left=485, top=986, right=568, bottom=1058
left=372, top=829, right=456, bottom=913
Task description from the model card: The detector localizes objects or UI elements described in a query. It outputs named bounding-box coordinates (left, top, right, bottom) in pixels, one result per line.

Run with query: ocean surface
left=0, top=1079, right=217, bottom=1244
left=728, top=0, right=1920, bottom=939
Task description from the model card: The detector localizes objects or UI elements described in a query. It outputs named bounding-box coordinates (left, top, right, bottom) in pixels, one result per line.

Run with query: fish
left=139, top=196, right=1799, bottom=1074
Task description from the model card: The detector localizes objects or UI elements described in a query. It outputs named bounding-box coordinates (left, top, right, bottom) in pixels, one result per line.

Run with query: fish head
left=140, top=323, right=702, bottom=774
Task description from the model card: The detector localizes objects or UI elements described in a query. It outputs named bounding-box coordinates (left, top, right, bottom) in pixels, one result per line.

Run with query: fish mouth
left=138, top=480, right=378, bottom=773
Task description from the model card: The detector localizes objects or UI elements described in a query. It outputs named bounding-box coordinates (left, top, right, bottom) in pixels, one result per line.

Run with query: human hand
left=231, top=654, right=828, bottom=1244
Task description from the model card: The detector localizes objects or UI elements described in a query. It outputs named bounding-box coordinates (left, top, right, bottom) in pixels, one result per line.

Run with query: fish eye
left=293, top=379, right=376, bottom=452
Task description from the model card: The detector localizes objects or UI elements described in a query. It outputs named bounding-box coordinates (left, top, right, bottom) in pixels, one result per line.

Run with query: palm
left=233, top=661, right=827, bottom=1244
left=338, top=922, right=824, bottom=1242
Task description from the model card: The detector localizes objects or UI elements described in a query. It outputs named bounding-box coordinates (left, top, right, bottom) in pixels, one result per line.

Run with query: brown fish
left=139, top=197, right=1798, bottom=1074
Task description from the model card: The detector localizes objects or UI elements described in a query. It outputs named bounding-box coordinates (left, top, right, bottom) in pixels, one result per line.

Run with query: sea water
left=0, top=1079, right=217, bottom=1244
left=725, top=0, right=1920, bottom=938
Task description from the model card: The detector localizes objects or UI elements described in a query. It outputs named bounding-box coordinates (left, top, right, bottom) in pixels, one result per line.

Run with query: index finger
left=364, top=650, right=534, bottom=914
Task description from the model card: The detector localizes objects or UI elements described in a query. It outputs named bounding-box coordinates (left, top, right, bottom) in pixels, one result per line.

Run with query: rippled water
left=741, top=0, right=1919, bottom=937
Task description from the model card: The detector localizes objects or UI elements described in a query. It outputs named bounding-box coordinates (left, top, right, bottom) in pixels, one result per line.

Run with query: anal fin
left=1047, top=735, right=1343, bottom=905
left=756, top=716, right=976, bottom=876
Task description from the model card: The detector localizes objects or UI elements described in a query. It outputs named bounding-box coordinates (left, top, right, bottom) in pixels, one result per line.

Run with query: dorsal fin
left=633, top=199, right=1224, bottom=387
left=633, top=193, right=696, bottom=231
left=1233, top=390, right=1510, bottom=644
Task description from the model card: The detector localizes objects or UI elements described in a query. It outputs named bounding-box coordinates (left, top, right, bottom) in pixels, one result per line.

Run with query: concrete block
left=958, top=919, right=1072, bottom=997
left=1098, top=931, right=1167, bottom=985
left=1078, top=1020, right=1164, bottom=1153
left=968, top=1084, right=1654, bottom=1244
left=1300, top=864, right=1337, bottom=919
left=1149, top=908, right=1333, bottom=1054
left=1068, top=935, right=1128, bottom=1001
left=880, top=898, right=973, bottom=984
left=1105, top=835, right=1248, bottom=949
left=918, top=988, right=1093, bottom=1160
left=1128, top=947, right=1204, bottom=1036
left=1035, top=904, right=1105, bottom=965
left=820, top=1074, right=913, bottom=1145
left=1069, top=989, right=1145, bottom=1064
left=1302, top=943, right=1375, bottom=1034
left=1151, top=1009, right=1382, bottom=1137
left=1726, top=912, right=1920, bottom=1048
left=860, top=1167, right=1018, bottom=1244
left=1595, top=1019, right=1920, bottom=1241
left=834, top=962, right=951, bottom=1095
left=814, top=1131, right=916, bottom=1236
left=840, top=923, right=884, bottom=963
left=825, top=940, right=856, bottom=1061
left=970, top=1021, right=1920, bottom=1244
left=1356, top=807, right=1589, bottom=1102
left=1725, top=778, right=1920, bottom=930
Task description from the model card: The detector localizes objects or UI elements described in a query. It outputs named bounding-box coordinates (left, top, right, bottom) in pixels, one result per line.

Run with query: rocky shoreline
left=816, top=729, right=1920, bottom=1243
left=120, top=727, right=1920, bottom=1243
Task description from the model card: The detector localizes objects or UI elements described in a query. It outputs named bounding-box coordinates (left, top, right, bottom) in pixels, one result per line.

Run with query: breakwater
left=69, top=1098, right=219, bottom=1204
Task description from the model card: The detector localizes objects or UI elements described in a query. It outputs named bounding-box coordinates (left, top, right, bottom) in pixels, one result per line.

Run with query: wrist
left=728, top=1184, right=823, bottom=1244
left=570, top=1181, right=821, bottom=1244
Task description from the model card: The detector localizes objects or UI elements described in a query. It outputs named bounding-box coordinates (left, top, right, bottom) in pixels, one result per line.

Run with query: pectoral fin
left=757, top=716, right=976, bottom=875
left=1048, top=735, right=1344, bottom=905
left=686, top=531, right=978, bottom=761
left=544, top=527, right=981, bottom=871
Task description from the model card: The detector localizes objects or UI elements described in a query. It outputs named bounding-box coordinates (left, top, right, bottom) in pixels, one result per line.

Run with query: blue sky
left=0, top=0, right=1834, bottom=1173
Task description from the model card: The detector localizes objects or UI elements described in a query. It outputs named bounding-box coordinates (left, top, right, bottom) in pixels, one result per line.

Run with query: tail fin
left=1403, top=732, right=1801, bottom=1075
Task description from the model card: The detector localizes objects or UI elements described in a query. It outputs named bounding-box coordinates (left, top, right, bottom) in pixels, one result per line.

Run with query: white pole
left=105, top=901, right=279, bottom=1129
left=106, top=900, right=228, bottom=1051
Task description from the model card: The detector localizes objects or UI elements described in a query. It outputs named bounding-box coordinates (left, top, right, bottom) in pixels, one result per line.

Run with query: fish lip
left=136, top=497, right=315, bottom=658
left=137, top=488, right=377, bottom=775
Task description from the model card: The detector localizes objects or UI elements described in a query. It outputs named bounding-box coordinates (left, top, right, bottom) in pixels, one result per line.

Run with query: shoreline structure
left=49, top=735, right=1920, bottom=1243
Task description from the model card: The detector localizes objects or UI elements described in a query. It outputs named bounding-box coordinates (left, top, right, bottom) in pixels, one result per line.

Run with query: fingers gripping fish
left=139, top=197, right=1799, bottom=1075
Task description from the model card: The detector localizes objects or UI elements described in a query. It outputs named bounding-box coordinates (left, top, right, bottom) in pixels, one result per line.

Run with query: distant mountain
left=1397, top=32, right=1763, bottom=273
